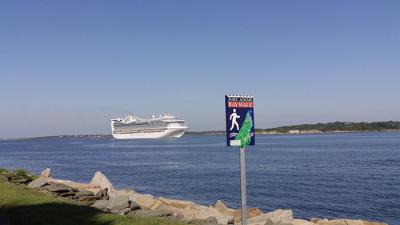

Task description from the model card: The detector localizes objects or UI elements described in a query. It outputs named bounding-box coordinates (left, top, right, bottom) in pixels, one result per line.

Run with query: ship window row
left=113, top=129, right=166, bottom=134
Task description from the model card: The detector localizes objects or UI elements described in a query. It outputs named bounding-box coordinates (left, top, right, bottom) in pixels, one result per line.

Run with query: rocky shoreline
left=3, top=168, right=388, bottom=225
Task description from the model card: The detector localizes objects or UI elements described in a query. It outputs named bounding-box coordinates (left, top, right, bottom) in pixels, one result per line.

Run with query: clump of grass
left=13, top=168, right=35, bottom=180
left=0, top=168, right=38, bottom=184
left=0, top=168, right=10, bottom=174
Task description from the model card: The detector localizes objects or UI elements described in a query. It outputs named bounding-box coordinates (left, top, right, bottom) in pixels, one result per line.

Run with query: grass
left=0, top=168, right=37, bottom=183
left=0, top=182, right=186, bottom=225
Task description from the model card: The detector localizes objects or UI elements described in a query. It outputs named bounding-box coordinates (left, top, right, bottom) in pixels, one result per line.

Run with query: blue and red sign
left=225, top=95, right=255, bottom=147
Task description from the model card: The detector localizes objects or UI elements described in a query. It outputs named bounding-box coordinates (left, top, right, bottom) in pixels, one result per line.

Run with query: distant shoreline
left=187, top=129, right=400, bottom=136
left=2, top=121, right=399, bottom=140
left=8, top=129, right=399, bottom=140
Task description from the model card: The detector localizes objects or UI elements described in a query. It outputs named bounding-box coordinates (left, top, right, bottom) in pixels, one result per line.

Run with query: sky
left=0, top=1, right=399, bottom=138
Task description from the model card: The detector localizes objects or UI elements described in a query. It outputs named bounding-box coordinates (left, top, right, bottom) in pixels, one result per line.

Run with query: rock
left=70, top=186, right=80, bottom=192
left=264, top=209, right=293, bottom=225
left=241, top=209, right=293, bottom=225
left=106, top=194, right=130, bottom=211
left=150, top=199, right=170, bottom=211
left=363, top=221, right=388, bottom=225
left=60, top=191, right=76, bottom=197
left=316, top=220, right=347, bottom=225
left=0, top=174, right=8, bottom=182
left=310, top=218, right=324, bottom=224
left=150, top=201, right=175, bottom=217
left=90, top=171, right=113, bottom=191
left=47, top=178, right=101, bottom=195
left=130, top=209, right=173, bottom=217
left=158, top=197, right=196, bottom=209
left=174, top=206, right=234, bottom=225
left=291, top=219, right=318, bottom=225
left=234, top=208, right=263, bottom=221
left=106, top=189, right=156, bottom=210
left=28, top=177, right=48, bottom=188
left=74, top=190, right=94, bottom=199
left=131, top=194, right=157, bottom=209
left=79, top=196, right=99, bottom=201
left=153, top=207, right=174, bottom=217
left=96, top=188, right=109, bottom=200
left=92, top=200, right=109, bottom=210
left=248, top=208, right=263, bottom=219
left=117, top=207, right=131, bottom=215
left=83, top=187, right=101, bottom=195
left=316, top=219, right=388, bottom=225
left=215, top=200, right=230, bottom=212
left=43, top=183, right=72, bottom=193
left=110, top=207, right=130, bottom=214
left=129, top=200, right=141, bottom=210
left=40, top=168, right=51, bottom=178
left=189, top=216, right=218, bottom=225
left=190, top=216, right=219, bottom=225
left=153, top=201, right=170, bottom=212
left=265, top=219, right=292, bottom=225
left=214, top=200, right=261, bottom=222
left=215, top=200, right=237, bottom=218
left=11, top=178, right=29, bottom=184
left=195, top=207, right=234, bottom=225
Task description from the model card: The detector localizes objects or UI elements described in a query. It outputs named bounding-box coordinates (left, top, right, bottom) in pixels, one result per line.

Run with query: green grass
left=0, top=168, right=37, bottom=183
left=0, top=182, right=186, bottom=225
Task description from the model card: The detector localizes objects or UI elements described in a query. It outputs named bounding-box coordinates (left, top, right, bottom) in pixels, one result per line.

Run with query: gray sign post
left=225, top=95, right=255, bottom=225
left=240, top=147, right=247, bottom=225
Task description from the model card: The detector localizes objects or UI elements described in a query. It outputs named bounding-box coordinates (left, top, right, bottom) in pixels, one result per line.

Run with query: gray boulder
left=96, top=188, right=109, bottom=200
left=79, top=196, right=99, bottom=202
left=92, top=200, right=109, bottom=210
left=0, top=174, right=8, bottom=182
left=265, top=209, right=293, bottom=225
left=129, top=200, right=141, bottom=210
left=106, top=195, right=130, bottom=211
left=91, top=171, right=113, bottom=191
left=112, top=207, right=131, bottom=215
left=59, top=191, right=76, bottom=197
left=40, top=168, right=51, bottom=178
left=130, top=209, right=173, bottom=217
left=43, top=183, right=71, bottom=193
left=190, top=216, right=221, bottom=225
left=28, top=177, right=49, bottom=188
left=251, top=209, right=293, bottom=225
left=11, top=178, right=29, bottom=184
left=74, top=190, right=94, bottom=199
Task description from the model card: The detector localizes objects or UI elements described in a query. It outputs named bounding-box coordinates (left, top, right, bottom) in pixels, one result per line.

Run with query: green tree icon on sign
left=235, top=111, right=253, bottom=147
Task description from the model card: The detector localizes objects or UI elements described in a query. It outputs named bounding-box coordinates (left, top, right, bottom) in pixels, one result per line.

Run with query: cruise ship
left=111, top=113, right=188, bottom=139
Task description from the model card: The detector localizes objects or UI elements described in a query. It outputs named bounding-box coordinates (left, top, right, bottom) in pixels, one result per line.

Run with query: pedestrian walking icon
left=229, top=109, right=240, bottom=131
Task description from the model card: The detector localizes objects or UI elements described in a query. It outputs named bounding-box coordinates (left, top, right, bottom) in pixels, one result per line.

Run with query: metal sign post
left=240, top=147, right=247, bottom=225
left=225, top=95, right=255, bottom=225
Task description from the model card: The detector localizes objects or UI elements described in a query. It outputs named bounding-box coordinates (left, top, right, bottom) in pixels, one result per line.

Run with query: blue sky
left=1, top=1, right=399, bottom=138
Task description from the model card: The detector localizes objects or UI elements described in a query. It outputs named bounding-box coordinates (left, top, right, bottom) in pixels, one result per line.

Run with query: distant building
left=288, top=129, right=300, bottom=134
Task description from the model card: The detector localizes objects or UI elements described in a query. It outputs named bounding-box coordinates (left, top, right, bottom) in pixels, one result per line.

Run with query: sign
left=225, top=95, right=255, bottom=147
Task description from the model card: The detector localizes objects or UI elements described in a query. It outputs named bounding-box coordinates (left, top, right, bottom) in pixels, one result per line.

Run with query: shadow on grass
left=0, top=202, right=112, bottom=225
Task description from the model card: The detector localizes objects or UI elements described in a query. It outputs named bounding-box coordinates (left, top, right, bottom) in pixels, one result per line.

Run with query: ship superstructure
left=111, top=113, right=188, bottom=139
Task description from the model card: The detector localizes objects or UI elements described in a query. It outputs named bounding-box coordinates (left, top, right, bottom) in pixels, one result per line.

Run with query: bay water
left=0, top=132, right=399, bottom=224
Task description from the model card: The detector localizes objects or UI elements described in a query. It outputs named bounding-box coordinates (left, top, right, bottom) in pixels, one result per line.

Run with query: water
left=0, top=132, right=399, bottom=224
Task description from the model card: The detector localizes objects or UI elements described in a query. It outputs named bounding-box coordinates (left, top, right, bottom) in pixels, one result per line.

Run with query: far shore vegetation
left=1, top=121, right=399, bottom=140
left=187, top=121, right=400, bottom=135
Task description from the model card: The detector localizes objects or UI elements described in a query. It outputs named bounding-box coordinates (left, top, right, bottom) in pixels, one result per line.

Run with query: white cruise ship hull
left=112, top=127, right=187, bottom=139
left=111, top=113, right=188, bottom=139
